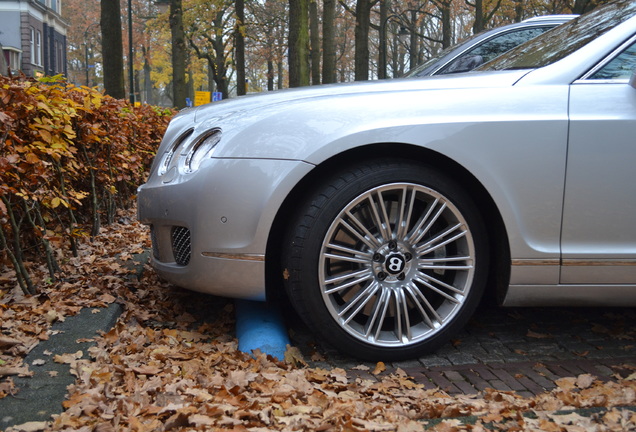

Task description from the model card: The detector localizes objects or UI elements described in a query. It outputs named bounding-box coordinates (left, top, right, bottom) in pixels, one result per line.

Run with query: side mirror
left=630, top=69, right=636, bottom=89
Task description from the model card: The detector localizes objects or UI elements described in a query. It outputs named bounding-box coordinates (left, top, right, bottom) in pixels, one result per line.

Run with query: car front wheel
left=282, top=159, right=488, bottom=360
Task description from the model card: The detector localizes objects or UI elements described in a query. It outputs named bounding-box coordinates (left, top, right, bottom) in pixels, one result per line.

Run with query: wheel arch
left=264, top=143, right=511, bottom=304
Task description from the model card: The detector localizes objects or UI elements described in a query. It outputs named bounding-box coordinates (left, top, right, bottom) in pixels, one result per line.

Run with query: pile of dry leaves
left=1, top=208, right=635, bottom=431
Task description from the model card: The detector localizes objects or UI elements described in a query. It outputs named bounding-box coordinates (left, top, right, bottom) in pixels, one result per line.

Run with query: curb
left=235, top=300, right=290, bottom=361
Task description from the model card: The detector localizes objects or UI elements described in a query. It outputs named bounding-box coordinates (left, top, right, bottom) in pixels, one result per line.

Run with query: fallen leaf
left=591, top=323, right=610, bottom=334
left=352, top=364, right=370, bottom=371
left=284, top=345, right=308, bottom=367
left=0, top=366, right=31, bottom=377
left=527, top=330, right=552, bottom=339
left=99, top=293, right=116, bottom=304
left=130, top=364, right=162, bottom=375
left=7, top=421, right=50, bottom=432
left=53, top=351, right=83, bottom=364
left=189, top=414, right=216, bottom=426
left=372, top=361, right=386, bottom=375
left=0, top=335, right=22, bottom=348
left=575, top=373, right=595, bottom=389
left=555, top=376, right=576, bottom=390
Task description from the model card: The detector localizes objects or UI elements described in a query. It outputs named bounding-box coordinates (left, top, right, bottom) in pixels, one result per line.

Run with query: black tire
left=282, top=159, right=489, bottom=361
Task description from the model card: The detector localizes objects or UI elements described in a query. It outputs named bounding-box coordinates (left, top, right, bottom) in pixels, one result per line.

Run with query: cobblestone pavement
left=289, top=302, right=636, bottom=397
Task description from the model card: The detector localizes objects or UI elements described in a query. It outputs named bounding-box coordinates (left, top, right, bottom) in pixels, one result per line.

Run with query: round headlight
left=183, top=129, right=222, bottom=173
left=158, top=148, right=175, bottom=176
left=158, top=129, right=193, bottom=176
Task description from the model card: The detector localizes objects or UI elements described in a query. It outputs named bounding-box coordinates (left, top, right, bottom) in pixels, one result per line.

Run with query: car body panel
left=562, top=80, right=636, bottom=284
left=503, top=285, right=636, bottom=306
left=138, top=158, right=315, bottom=299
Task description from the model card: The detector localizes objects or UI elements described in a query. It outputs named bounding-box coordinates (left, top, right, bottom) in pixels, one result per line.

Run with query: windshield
left=480, top=0, right=636, bottom=71
left=405, top=37, right=478, bottom=77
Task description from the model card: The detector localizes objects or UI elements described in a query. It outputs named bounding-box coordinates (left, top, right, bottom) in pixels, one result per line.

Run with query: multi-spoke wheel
left=283, top=160, right=488, bottom=360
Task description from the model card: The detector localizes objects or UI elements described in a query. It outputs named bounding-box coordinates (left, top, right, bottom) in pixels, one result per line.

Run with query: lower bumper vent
left=150, top=225, right=160, bottom=260
left=171, top=226, right=192, bottom=266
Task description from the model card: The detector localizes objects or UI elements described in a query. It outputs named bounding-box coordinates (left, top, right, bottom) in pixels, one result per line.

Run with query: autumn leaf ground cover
left=0, top=207, right=634, bottom=432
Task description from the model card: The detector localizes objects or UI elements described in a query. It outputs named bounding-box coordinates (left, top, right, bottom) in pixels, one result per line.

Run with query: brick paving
left=293, top=302, right=636, bottom=396
left=400, top=357, right=636, bottom=397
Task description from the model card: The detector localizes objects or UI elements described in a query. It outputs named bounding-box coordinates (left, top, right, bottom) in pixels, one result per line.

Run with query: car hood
left=188, top=70, right=530, bottom=123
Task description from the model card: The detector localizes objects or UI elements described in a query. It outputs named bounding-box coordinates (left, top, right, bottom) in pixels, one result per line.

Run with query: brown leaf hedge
left=0, top=74, right=173, bottom=295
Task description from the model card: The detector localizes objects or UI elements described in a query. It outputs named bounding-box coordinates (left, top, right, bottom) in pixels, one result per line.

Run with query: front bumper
left=137, top=157, right=314, bottom=300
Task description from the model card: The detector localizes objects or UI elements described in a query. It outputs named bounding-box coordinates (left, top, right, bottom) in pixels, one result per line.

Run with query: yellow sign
left=194, top=91, right=211, bottom=106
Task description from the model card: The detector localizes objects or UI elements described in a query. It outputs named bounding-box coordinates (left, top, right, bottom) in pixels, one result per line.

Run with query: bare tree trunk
left=235, top=0, right=247, bottom=95
left=187, top=68, right=194, bottom=102
left=471, top=0, right=485, bottom=33
left=213, top=11, right=230, bottom=98
left=322, top=0, right=336, bottom=83
left=143, top=46, right=153, bottom=104
left=434, top=0, right=453, bottom=49
left=309, top=0, right=320, bottom=85
left=513, top=0, right=523, bottom=22
left=409, top=9, right=418, bottom=70
left=378, top=0, right=388, bottom=79
left=208, top=63, right=216, bottom=93
left=354, top=0, right=372, bottom=81
left=467, top=0, right=505, bottom=33
left=289, top=0, right=309, bottom=87
left=267, top=59, right=274, bottom=91
left=277, top=60, right=284, bottom=89
left=170, top=0, right=187, bottom=108
left=100, top=0, right=125, bottom=99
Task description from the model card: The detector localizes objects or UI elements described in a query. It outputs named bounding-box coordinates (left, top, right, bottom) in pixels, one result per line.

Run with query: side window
left=589, top=40, right=636, bottom=80
left=438, top=27, right=550, bottom=75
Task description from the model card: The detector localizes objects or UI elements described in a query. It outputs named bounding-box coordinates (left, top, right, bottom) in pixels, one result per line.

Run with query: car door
left=561, top=37, right=636, bottom=284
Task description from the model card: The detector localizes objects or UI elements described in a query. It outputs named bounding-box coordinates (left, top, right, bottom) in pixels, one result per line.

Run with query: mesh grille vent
left=171, top=226, right=192, bottom=266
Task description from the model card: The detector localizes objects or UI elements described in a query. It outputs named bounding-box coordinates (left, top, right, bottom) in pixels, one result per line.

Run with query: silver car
left=405, top=15, right=576, bottom=77
left=138, top=0, right=636, bottom=361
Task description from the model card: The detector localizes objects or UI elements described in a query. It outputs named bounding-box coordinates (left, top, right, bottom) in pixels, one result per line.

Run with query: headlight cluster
left=157, top=128, right=222, bottom=176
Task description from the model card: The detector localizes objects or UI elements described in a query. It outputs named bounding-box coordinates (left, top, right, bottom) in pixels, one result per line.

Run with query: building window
left=36, top=31, right=42, bottom=66
left=56, top=41, right=64, bottom=73
left=8, top=51, right=21, bottom=71
left=30, top=29, right=42, bottom=66
left=30, top=28, right=35, bottom=64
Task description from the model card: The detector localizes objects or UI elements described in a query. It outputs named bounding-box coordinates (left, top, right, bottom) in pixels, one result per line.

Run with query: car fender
left=220, top=83, right=569, bottom=271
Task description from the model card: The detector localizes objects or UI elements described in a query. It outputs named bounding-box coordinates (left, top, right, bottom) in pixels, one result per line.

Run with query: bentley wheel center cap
left=385, top=253, right=407, bottom=275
